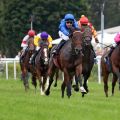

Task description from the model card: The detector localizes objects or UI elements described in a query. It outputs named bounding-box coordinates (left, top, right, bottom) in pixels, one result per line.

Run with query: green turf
left=0, top=78, right=120, bottom=120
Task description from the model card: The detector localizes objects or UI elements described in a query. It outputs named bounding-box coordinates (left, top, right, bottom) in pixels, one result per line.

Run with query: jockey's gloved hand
left=95, top=38, right=99, bottom=43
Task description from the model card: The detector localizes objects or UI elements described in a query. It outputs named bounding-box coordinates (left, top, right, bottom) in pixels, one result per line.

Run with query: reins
left=98, top=42, right=113, bottom=48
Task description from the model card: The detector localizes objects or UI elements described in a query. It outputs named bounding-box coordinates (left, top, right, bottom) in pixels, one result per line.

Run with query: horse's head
left=82, top=26, right=92, bottom=46
left=27, top=37, right=35, bottom=51
left=70, top=27, right=83, bottom=55
left=40, top=41, right=49, bottom=65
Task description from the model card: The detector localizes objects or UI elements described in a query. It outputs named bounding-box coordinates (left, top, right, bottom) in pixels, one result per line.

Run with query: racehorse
left=101, top=44, right=120, bottom=97
left=20, top=37, right=35, bottom=91
left=80, top=26, right=94, bottom=93
left=31, top=40, right=49, bottom=95
left=72, top=26, right=94, bottom=97
left=45, top=27, right=84, bottom=98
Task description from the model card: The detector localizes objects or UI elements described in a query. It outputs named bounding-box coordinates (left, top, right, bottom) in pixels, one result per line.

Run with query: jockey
left=21, top=29, right=36, bottom=58
left=29, top=31, right=53, bottom=64
left=78, top=15, right=99, bottom=43
left=105, top=32, right=120, bottom=61
left=52, top=13, right=79, bottom=54
left=78, top=15, right=99, bottom=59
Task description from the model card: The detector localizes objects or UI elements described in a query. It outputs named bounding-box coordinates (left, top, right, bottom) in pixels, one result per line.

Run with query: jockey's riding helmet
left=40, top=32, right=48, bottom=39
left=28, top=30, right=35, bottom=37
left=79, top=16, right=89, bottom=25
left=64, top=14, right=74, bottom=21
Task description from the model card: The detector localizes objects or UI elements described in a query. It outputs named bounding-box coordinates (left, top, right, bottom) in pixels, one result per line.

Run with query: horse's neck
left=115, top=44, right=120, bottom=55
left=61, top=40, right=81, bottom=61
left=61, top=40, right=72, bottom=54
left=83, top=45, right=91, bottom=57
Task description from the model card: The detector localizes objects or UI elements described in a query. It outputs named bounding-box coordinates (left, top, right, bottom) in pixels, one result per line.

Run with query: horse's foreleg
left=83, top=73, right=90, bottom=93
left=22, top=69, right=29, bottom=91
left=42, top=76, right=47, bottom=92
left=73, top=75, right=79, bottom=92
left=75, top=65, right=86, bottom=95
left=40, top=77, right=45, bottom=95
left=31, top=74, right=37, bottom=93
left=112, top=73, right=117, bottom=96
left=45, top=64, right=56, bottom=96
left=63, top=69, right=71, bottom=98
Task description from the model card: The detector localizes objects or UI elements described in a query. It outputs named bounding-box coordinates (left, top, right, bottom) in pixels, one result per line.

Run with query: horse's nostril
left=75, top=48, right=81, bottom=54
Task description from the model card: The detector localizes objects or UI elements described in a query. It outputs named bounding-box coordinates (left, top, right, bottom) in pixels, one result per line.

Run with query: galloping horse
left=81, top=26, right=94, bottom=92
left=73, top=26, right=94, bottom=96
left=45, top=27, right=84, bottom=98
left=20, top=37, right=35, bottom=91
left=31, top=40, right=49, bottom=95
left=101, top=44, right=120, bottom=97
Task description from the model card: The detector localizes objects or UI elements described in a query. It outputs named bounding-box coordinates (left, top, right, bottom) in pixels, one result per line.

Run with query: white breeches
left=58, top=31, right=69, bottom=41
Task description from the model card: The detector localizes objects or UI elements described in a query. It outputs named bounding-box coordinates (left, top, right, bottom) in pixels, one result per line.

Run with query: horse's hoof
left=74, top=87, right=79, bottom=92
left=61, top=95, right=64, bottom=98
left=106, top=95, right=108, bottom=97
left=82, top=93, right=85, bottom=97
left=72, top=84, right=76, bottom=88
left=54, top=84, right=57, bottom=87
left=68, top=96, right=71, bottom=99
left=86, top=89, right=89, bottom=93
left=80, top=87, right=86, bottom=94
left=45, top=90, right=50, bottom=96
left=111, top=94, right=114, bottom=97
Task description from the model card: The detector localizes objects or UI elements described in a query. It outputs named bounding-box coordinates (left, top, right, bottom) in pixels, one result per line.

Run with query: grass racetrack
left=0, top=77, right=120, bottom=120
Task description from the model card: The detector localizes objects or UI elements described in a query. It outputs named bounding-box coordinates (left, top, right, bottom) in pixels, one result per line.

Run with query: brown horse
left=101, top=44, right=120, bottom=97
left=31, top=40, right=49, bottom=95
left=20, top=37, right=35, bottom=91
left=45, top=28, right=84, bottom=98
left=74, top=25, right=94, bottom=95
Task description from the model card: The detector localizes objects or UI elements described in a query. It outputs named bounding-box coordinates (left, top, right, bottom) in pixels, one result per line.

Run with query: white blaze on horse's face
left=43, top=48, right=48, bottom=64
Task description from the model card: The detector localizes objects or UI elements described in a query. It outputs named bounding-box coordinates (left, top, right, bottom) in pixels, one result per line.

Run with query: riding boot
left=104, top=46, right=114, bottom=63
left=20, top=48, right=28, bottom=62
left=89, top=45, right=95, bottom=57
left=52, top=40, right=66, bottom=55
left=108, top=47, right=114, bottom=57
left=90, top=45, right=97, bottom=63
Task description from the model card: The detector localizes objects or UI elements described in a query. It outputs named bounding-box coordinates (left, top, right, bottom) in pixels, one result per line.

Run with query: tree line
left=0, top=0, right=120, bottom=57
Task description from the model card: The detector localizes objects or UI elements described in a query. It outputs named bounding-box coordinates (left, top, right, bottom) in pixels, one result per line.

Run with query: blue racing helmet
left=40, top=32, right=48, bottom=39
left=64, top=14, right=75, bottom=21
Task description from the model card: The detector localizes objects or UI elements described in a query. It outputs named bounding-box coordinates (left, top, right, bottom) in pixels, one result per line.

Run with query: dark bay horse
left=81, top=26, right=94, bottom=93
left=45, top=28, right=84, bottom=98
left=31, top=41, right=49, bottom=95
left=20, top=37, right=35, bottom=91
left=101, top=44, right=120, bottom=97
left=72, top=26, right=94, bottom=97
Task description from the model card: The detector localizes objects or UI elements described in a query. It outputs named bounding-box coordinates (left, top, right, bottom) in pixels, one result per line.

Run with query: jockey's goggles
left=66, top=21, right=73, bottom=24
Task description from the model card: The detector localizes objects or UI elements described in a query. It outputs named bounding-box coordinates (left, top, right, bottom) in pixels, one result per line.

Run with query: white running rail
left=0, top=58, right=19, bottom=80
left=0, top=57, right=102, bottom=83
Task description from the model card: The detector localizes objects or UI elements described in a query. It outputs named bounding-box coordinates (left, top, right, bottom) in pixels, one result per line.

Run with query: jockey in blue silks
left=52, top=13, right=79, bottom=55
